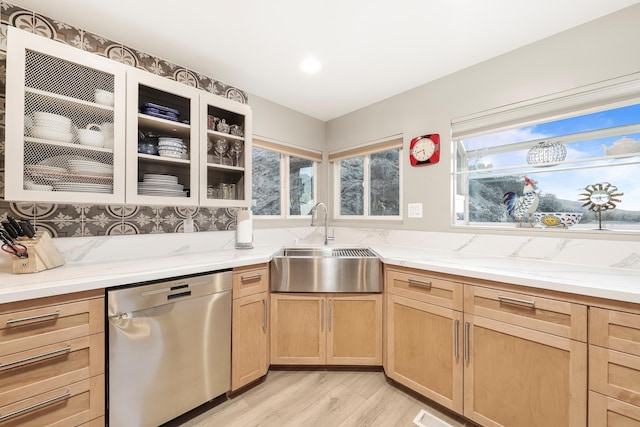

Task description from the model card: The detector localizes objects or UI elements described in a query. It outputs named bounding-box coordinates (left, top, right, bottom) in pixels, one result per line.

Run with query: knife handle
left=20, top=220, right=36, bottom=238
left=2, top=221, right=19, bottom=239
left=7, top=216, right=24, bottom=236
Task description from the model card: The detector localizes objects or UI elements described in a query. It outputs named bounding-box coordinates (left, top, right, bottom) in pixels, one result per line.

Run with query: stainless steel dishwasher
left=107, top=270, right=232, bottom=427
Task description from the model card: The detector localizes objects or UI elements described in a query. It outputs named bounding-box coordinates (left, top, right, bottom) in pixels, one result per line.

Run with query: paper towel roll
left=236, top=209, right=253, bottom=248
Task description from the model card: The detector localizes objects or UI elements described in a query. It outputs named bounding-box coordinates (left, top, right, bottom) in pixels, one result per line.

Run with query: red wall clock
left=409, top=134, right=440, bottom=166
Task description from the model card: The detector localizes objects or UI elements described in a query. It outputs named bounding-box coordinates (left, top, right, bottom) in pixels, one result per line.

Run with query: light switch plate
left=407, top=203, right=423, bottom=218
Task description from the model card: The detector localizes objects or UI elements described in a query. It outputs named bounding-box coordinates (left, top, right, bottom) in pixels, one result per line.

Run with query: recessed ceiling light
left=299, top=57, right=321, bottom=74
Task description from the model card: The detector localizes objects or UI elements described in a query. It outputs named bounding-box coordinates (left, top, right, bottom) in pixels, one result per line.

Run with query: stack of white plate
left=68, top=159, right=113, bottom=177
left=158, top=137, right=188, bottom=159
left=27, top=112, right=74, bottom=143
left=53, top=182, right=113, bottom=193
left=138, top=174, right=187, bottom=197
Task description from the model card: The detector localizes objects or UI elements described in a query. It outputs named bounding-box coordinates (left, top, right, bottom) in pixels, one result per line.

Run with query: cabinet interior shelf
left=138, top=153, right=191, bottom=165
left=24, top=136, right=114, bottom=154
left=207, top=163, right=244, bottom=172
left=25, top=87, right=114, bottom=113
left=138, top=114, right=190, bottom=138
left=207, top=129, right=244, bottom=142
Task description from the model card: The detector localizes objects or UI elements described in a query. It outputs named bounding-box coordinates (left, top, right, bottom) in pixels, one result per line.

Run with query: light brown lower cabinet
left=231, top=264, right=270, bottom=391
left=0, top=290, right=104, bottom=426
left=589, top=391, right=640, bottom=426
left=270, top=293, right=382, bottom=366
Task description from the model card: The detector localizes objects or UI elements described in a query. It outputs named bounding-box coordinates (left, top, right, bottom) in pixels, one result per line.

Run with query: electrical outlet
left=407, top=203, right=423, bottom=218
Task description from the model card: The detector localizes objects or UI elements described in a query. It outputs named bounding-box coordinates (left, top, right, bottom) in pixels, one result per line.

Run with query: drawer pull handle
left=0, top=346, right=71, bottom=371
left=408, top=278, right=432, bottom=289
left=0, top=391, right=71, bottom=421
left=241, top=273, right=262, bottom=282
left=454, top=319, right=460, bottom=360
left=6, top=310, right=60, bottom=326
left=262, top=299, right=267, bottom=331
left=464, top=322, right=470, bottom=361
left=498, top=296, right=536, bottom=309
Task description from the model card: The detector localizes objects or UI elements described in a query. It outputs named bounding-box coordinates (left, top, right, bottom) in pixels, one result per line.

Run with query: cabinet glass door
left=200, top=93, right=252, bottom=207
left=5, top=27, right=126, bottom=203
left=126, top=68, right=199, bottom=206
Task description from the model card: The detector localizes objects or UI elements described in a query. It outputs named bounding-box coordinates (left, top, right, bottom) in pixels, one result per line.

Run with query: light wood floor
left=170, top=369, right=474, bottom=427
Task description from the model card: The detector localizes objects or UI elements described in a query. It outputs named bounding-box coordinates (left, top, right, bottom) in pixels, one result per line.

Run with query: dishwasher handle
left=167, top=291, right=191, bottom=300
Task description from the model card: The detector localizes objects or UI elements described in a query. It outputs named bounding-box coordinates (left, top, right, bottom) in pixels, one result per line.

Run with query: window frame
left=251, top=139, right=320, bottom=219
left=330, top=137, right=403, bottom=221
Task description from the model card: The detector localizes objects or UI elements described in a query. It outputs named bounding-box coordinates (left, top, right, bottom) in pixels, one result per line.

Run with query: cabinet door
left=5, top=27, right=126, bottom=203
left=463, top=314, right=587, bottom=427
left=200, top=92, right=252, bottom=207
left=327, top=294, right=382, bottom=366
left=387, top=294, right=463, bottom=413
left=590, top=345, right=640, bottom=407
left=590, top=307, right=640, bottom=357
left=270, top=294, right=325, bottom=365
left=125, top=67, right=200, bottom=206
left=232, top=292, right=268, bottom=391
left=589, top=391, right=640, bottom=426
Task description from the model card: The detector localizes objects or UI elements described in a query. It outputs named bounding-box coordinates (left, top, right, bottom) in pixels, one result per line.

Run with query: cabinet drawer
left=589, top=391, right=640, bottom=426
left=386, top=266, right=463, bottom=311
left=464, top=286, right=587, bottom=341
left=591, top=307, right=640, bottom=357
left=590, top=345, right=640, bottom=406
left=0, top=298, right=104, bottom=357
left=0, top=333, right=104, bottom=407
left=0, top=374, right=104, bottom=427
left=233, top=264, right=269, bottom=299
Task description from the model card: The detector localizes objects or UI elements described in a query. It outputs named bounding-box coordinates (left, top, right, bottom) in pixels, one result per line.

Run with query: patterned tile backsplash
left=0, top=0, right=249, bottom=236
left=0, top=200, right=237, bottom=237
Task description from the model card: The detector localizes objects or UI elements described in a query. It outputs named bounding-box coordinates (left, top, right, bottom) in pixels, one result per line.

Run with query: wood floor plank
left=185, top=370, right=468, bottom=427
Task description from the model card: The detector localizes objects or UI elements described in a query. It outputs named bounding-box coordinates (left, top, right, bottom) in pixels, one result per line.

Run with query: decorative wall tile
left=82, top=30, right=122, bottom=60
left=174, top=68, right=199, bottom=88
left=83, top=204, right=122, bottom=236
left=195, top=72, right=214, bottom=93
left=131, top=49, right=157, bottom=74
left=1, top=2, right=32, bottom=31
left=225, top=87, right=248, bottom=104
left=33, top=14, right=81, bottom=48
left=157, top=58, right=178, bottom=79
left=0, top=23, right=7, bottom=51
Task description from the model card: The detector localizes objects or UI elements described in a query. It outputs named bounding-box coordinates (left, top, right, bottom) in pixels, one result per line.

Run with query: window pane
left=456, top=102, right=640, bottom=230
left=370, top=149, right=400, bottom=216
left=251, top=147, right=281, bottom=216
left=340, top=157, right=364, bottom=215
left=289, top=156, right=314, bottom=215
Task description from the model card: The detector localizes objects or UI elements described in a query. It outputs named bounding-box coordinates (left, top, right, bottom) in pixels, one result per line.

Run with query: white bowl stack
left=158, top=137, right=188, bottom=159
left=28, top=112, right=74, bottom=143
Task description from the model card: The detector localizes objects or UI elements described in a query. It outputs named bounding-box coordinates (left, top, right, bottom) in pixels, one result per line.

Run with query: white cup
left=78, top=123, right=104, bottom=147
left=94, top=89, right=114, bottom=106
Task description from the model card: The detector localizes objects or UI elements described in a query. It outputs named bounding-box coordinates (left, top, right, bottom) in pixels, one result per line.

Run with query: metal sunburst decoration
left=578, top=182, right=624, bottom=230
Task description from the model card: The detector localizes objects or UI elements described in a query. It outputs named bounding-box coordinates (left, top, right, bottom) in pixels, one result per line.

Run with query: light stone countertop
left=0, top=229, right=640, bottom=303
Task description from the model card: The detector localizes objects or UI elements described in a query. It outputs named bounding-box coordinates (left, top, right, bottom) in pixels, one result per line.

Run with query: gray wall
left=324, top=3, right=640, bottom=239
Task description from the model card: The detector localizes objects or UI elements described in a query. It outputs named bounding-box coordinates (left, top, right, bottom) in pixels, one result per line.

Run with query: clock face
left=409, top=134, right=440, bottom=166
left=589, top=190, right=611, bottom=205
left=411, top=138, right=435, bottom=161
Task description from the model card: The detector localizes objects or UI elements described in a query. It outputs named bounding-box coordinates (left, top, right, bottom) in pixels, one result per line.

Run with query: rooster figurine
left=502, top=176, right=539, bottom=227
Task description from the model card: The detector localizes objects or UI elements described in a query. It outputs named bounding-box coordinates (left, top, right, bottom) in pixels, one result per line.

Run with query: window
left=453, top=76, right=640, bottom=232
left=331, top=137, right=402, bottom=219
left=251, top=139, right=321, bottom=218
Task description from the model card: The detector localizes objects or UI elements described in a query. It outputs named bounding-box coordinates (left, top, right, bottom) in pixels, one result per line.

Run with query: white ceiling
left=12, top=0, right=640, bottom=121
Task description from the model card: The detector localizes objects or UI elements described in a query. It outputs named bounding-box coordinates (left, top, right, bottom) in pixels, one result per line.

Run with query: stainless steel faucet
left=311, top=202, right=334, bottom=245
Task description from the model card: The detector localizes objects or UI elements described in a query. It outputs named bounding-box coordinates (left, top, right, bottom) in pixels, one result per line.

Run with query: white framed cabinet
left=199, top=92, right=252, bottom=207
left=125, top=67, right=200, bottom=206
left=5, top=26, right=126, bottom=203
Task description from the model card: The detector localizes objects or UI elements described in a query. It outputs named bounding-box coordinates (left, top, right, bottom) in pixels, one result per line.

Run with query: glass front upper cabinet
left=125, top=67, right=200, bottom=206
left=5, top=27, right=126, bottom=203
left=199, top=93, right=252, bottom=207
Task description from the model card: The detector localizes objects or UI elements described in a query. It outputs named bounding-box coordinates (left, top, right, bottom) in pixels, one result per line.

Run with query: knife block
left=12, top=232, right=66, bottom=274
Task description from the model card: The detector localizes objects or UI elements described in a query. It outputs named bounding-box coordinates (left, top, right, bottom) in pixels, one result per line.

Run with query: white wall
left=324, top=4, right=640, bottom=239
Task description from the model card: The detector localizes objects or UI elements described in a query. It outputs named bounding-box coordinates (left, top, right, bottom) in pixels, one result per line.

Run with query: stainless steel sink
left=271, top=247, right=382, bottom=293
